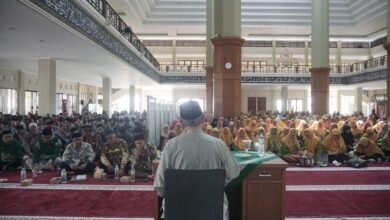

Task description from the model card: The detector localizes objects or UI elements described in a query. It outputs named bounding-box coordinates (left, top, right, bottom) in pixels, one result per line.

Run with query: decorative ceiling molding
left=27, top=0, right=161, bottom=82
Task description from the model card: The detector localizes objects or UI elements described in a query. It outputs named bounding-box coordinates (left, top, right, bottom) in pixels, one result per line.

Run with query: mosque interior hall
left=0, top=0, right=390, bottom=219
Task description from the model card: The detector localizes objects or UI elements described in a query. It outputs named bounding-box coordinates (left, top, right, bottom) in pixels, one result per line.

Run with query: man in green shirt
left=0, top=130, right=24, bottom=170
left=33, top=127, right=62, bottom=171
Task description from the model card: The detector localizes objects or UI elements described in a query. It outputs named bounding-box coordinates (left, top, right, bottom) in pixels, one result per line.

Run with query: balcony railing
left=159, top=55, right=387, bottom=74
left=86, top=0, right=160, bottom=69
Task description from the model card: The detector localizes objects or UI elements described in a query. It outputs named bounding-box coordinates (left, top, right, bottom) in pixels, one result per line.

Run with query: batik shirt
left=100, top=138, right=129, bottom=168
left=133, top=144, right=157, bottom=173
left=62, top=142, right=95, bottom=165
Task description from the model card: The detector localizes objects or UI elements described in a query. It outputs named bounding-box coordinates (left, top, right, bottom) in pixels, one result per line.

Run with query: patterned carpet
left=0, top=164, right=389, bottom=219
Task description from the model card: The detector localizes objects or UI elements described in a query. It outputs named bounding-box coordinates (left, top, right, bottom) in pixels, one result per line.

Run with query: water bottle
left=130, top=165, right=136, bottom=183
left=114, top=164, right=119, bottom=180
left=20, top=168, right=26, bottom=181
left=61, top=168, right=67, bottom=183
left=258, top=133, right=265, bottom=157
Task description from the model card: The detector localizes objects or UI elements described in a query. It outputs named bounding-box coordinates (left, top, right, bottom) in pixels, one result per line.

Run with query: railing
left=86, top=0, right=160, bottom=69
left=159, top=55, right=387, bottom=74
left=159, top=64, right=206, bottom=73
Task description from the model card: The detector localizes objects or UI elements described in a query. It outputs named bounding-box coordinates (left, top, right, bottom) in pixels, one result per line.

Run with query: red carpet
left=286, top=191, right=390, bottom=218
left=0, top=188, right=154, bottom=217
left=287, top=170, right=390, bottom=185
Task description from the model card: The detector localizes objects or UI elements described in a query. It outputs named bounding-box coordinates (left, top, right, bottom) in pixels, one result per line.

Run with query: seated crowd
left=158, top=110, right=389, bottom=165
left=0, top=111, right=157, bottom=178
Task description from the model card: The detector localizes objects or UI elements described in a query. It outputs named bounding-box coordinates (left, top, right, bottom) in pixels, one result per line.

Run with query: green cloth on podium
left=225, top=152, right=277, bottom=190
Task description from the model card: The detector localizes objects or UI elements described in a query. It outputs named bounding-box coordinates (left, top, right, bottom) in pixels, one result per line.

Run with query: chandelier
left=280, top=47, right=293, bottom=67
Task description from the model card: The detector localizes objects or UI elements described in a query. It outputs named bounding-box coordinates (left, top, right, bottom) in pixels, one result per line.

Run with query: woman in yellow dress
left=280, top=128, right=301, bottom=163
left=322, top=129, right=349, bottom=163
left=233, top=128, right=251, bottom=151
left=220, top=127, right=234, bottom=150
left=355, top=137, right=384, bottom=160
left=267, top=127, right=282, bottom=155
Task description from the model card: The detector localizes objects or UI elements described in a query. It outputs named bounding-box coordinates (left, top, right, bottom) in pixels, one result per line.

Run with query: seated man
left=82, top=125, right=102, bottom=162
left=24, top=123, right=41, bottom=158
left=132, top=133, right=157, bottom=177
left=60, top=132, right=95, bottom=174
left=0, top=130, right=24, bottom=170
left=32, top=128, right=62, bottom=171
left=355, top=137, right=384, bottom=161
left=100, top=129, right=130, bottom=176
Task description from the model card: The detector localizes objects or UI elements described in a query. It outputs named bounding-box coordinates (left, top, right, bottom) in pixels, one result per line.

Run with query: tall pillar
left=137, top=88, right=143, bottom=112
left=281, top=86, right=288, bottom=112
left=383, top=0, right=390, bottom=118
left=76, top=83, right=81, bottom=114
left=355, top=87, right=363, bottom=113
left=303, top=89, right=308, bottom=111
left=205, top=0, right=214, bottom=115
left=17, top=71, right=26, bottom=115
left=212, top=0, right=244, bottom=117
left=102, top=77, right=112, bottom=117
left=272, top=40, right=276, bottom=66
left=129, top=85, right=135, bottom=112
left=38, top=59, right=56, bottom=116
left=310, top=0, right=330, bottom=116
left=304, top=41, right=309, bottom=66
left=172, top=38, right=177, bottom=66
left=336, top=41, right=342, bottom=73
left=337, top=90, right=341, bottom=113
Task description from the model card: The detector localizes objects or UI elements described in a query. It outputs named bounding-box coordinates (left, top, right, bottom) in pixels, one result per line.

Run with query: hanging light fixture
left=279, top=0, right=293, bottom=67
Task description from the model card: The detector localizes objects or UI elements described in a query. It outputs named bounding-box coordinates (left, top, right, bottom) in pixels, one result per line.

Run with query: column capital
left=383, top=42, right=390, bottom=51
left=211, top=36, right=245, bottom=46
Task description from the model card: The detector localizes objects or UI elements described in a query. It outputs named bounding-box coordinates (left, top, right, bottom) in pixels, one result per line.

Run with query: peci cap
left=71, top=132, right=82, bottom=139
left=42, top=127, right=53, bottom=136
left=180, top=101, right=203, bottom=121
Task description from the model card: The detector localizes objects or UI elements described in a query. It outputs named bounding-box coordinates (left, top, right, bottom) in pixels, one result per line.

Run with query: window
left=276, top=41, right=305, bottom=48
left=67, top=95, right=77, bottom=114
left=243, top=41, right=272, bottom=47
left=340, top=96, right=355, bottom=115
left=176, top=40, right=206, bottom=47
left=0, top=89, right=17, bottom=114
left=276, top=99, right=282, bottom=112
left=288, top=99, right=303, bottom=112
left=371, top=36, right=387, bottom=48
left=25, top=91, right=38, bottom=115
left=143, top=40, right=173, bottom=47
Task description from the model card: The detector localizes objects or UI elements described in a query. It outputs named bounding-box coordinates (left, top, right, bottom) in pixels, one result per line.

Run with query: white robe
left=154, top=127, right=241, bottom=219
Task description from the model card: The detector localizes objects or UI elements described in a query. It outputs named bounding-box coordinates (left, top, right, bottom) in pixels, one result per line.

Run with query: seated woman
left=220, top=127, right=234, bottom=150
left=322, top=129, right=349, bottom=163
left=378, top=123, right=389, bottom=141
left=362, top=127, right=378, bottom=143
left=341, top=124, right=355, bottom=152
left=355, top=137, right=384, bottom=160
left=302, top=129, right=323, bottom=157
left=280, top=128, right=300, bottom=163
left=350, top=121, right=363, bottom=140
left=380, top=130, right=390, bottom=156
left=157, top=125, right=169, bottom=151
left=232, top=128, right=251, bottom=151
left=267, top=127, right=282, bottom=155
left=210, top=128, right=220, bottom=139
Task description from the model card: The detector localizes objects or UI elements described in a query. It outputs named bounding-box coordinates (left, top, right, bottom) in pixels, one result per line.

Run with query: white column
left=17, top=71, right=26, bottom=115
left=303, top=89, right=308, bottom=111
left=311, top=0, right=329, bottom=68
left=129, top=85, right=135, bottom=112
left=281, top=86, right=288, bottom=112
left=272, top=40, right=276, bottom=66
left=102, top=77, right=112, bottom=117
left=137, top=88, right=143, bottom=112
left=206, top=0, right=214, bottom=67
left=214, top=0, right=240, bottom=37
left=336, top=41, right=342, bottom=72
left=337, top=90, right=342, bottom=113
left=388, top=0, right=390, bottom=42
left=355, top=87, right=363, bottom=113
left=271, top=89, right=276, bottom=111
left=38, top=59, right=56, bottom=116
left=304, top=41, right=309, bottom=66
left=76, top=83, right=81, bottom=114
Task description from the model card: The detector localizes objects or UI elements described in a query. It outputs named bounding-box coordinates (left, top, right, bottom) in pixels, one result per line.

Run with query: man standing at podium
left=154, top=100, right=240, bottom=219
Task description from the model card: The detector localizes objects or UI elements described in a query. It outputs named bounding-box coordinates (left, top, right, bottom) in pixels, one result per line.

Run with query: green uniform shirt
left=33, top=137, right=61, bottom=164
